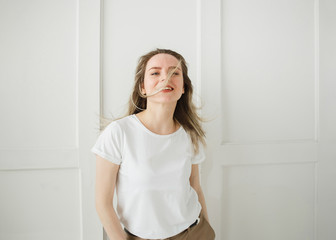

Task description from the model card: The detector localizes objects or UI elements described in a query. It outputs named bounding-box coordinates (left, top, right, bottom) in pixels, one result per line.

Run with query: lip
left=161, top=89, right=173, bottom=93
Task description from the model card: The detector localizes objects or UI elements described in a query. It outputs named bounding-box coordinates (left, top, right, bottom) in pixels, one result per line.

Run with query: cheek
left=174, top=78, right=184, bottom=90
left=144, top=80, right=155, bottom=89
left=143, top=79, right=158, bottom=93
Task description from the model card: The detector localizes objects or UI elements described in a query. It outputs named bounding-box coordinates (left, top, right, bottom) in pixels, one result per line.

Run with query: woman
left=91, top=49, right=215, bottom=240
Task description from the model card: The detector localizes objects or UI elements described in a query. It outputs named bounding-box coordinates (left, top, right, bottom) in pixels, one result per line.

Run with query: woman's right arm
left=95, top=155, right=127, bottom=240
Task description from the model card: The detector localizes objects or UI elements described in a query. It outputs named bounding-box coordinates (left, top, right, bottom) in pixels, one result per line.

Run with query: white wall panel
left=317, top=0, right=336, bottom=239
left=0, top=1, right=84, bottom=239
left=200, top=0, right=321, bottom=239
left=0, top=169, right=81, bottom=240
left=0, top=0, right=77, bottom=149
left=221, top=163, right=315, bottom=240
left=221, top=0, right=316, bottom=143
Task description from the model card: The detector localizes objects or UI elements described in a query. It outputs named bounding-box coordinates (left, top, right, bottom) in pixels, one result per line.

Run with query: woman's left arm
left=189, top=164, right=210, bottom=222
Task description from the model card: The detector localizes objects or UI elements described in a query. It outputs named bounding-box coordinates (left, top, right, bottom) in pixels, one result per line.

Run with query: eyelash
left=151, top=72, right=179, bottom=76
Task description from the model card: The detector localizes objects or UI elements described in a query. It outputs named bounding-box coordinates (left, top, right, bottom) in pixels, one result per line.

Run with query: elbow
left=95, top=195, right=113, bottom=212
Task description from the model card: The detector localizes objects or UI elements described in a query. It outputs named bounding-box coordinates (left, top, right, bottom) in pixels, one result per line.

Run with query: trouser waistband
left=124, top=218, right=198, bottom=238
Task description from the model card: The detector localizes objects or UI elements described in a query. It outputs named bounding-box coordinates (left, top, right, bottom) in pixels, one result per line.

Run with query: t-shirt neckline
left=131, top=114, right=183, bottom=137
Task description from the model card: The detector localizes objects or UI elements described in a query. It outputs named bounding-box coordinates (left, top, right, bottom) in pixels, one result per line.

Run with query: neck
left=136, top=102, right=178, bottom=135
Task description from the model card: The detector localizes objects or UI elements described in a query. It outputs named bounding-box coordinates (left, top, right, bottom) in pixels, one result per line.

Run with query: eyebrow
left=147, top=66, right=182, bottom=71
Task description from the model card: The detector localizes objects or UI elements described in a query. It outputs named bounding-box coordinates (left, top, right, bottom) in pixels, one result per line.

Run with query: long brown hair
left=101, top=48, right=206, bottom=153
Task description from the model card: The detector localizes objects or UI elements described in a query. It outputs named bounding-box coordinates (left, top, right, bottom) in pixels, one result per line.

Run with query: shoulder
left=103, top=115, right=134, bottom=132
left=115, top=114, right=134, bottom=125
left=96, top=116, right=129, bottom=142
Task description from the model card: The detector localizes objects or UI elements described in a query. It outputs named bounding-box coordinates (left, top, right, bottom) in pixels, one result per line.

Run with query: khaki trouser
left=124, top=210, right=216, bottom=240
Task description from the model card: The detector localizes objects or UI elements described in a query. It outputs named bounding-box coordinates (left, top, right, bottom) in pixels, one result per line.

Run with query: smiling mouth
left=162, top=87, right=174, bottom=91
left=145, top=86, right=174, bottom=97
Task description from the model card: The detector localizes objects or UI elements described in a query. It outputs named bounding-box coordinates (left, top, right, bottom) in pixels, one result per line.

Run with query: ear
left=140, top=82, right=146, bottom=95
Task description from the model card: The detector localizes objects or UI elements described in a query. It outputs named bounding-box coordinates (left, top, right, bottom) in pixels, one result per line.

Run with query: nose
left=161, top=68, right=174, bottom=82
left=160, top=71, right=168, bottom=82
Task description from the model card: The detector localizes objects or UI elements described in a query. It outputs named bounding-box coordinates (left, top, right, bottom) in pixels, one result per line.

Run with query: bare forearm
left=96, top=203, right=127, bottom=240
left=196, top=188, right=210, bottom=222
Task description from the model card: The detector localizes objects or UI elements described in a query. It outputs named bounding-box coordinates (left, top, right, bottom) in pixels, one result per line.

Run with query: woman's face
left=142, top=53, right=184, bottom=105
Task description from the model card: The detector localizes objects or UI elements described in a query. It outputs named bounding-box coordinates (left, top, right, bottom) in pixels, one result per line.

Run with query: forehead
left=146, top=53, right=179, bottom=69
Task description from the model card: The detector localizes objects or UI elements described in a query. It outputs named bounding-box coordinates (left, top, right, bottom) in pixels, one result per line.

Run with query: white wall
left=201, top=0, right=336, bottom=239
left=317, top=0, right=336, bottom=239
left=0, top=0, right=80, bottom=239
left=0, top=0, right=101, bottom=239
left=1, top=0, right=335, bottom=240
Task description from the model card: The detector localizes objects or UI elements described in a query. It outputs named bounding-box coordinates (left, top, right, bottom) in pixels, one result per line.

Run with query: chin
left=148, top=97, right=181, bottom=105
left=150, top=94, right=182, bottom=103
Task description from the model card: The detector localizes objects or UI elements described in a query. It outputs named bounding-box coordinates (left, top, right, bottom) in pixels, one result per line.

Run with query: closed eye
left=150, top=71, right=180, bottom=76
left=168, top=70, right=180, bottom=76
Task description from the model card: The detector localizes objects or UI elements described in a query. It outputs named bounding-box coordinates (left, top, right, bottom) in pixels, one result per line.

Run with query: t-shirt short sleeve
left=90, top=122, right=123, bottom=165
left=191, top=142, right=206, bottom=164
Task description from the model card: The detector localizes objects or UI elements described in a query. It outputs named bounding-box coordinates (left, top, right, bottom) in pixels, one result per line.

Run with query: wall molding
left=0, top=148, right=79, bottom=170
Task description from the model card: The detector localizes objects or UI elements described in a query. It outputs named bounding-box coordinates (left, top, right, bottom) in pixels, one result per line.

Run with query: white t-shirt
left=90, top=114, right=205, bottom=239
